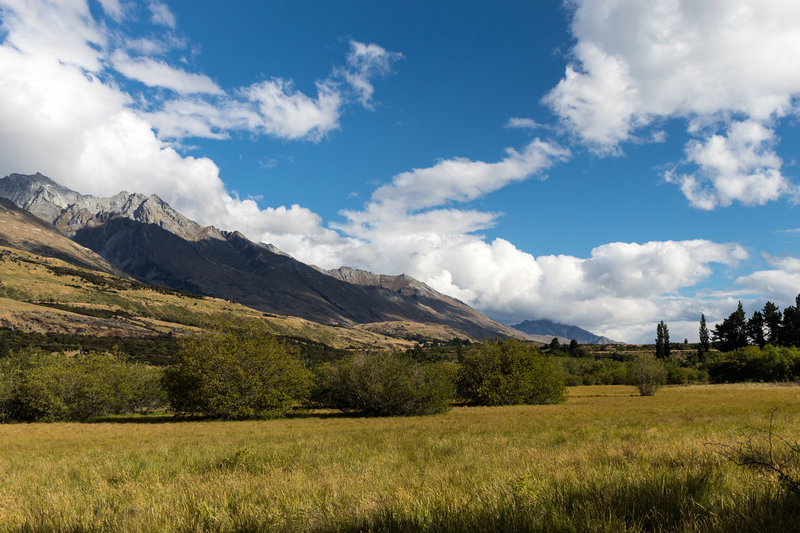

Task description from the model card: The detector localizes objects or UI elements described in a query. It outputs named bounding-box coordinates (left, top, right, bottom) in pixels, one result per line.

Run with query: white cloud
left=141, top=39, right=400, bottom=142
left=341, top=40, right=403, bottom=108
left=97, top=0, right=124, bottom=22
left=545, top=0, right=800, bottom=206
left=112, top=52, right=224, bottom=95
left=665, top=120, right=797, bottom=209
left=735, top=255, right=800, bottom=305
left=148, top=1, right=176, bottom=29
left=506, top=117, right=543, bottom=129
left=244, top=78, right=342, bottom=141
left=370, top=139, right=569, bottom=210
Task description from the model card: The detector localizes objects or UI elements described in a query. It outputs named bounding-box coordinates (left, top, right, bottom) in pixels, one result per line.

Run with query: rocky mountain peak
left=0, top=173, right=212, bottom=241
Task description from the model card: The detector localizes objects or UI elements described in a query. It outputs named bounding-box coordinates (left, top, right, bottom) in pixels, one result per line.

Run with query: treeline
left=712, top=295, right=800, bottom=352
left=0, top=322, right=568, bottom=422
left=0, top=350, right=166, bottom=422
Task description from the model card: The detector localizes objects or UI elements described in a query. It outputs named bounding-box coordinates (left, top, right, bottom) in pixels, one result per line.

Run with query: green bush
left=315, top=351, right=455, bottom=416
left=707, top=345, right=800, bottom=383
left=163, top=320, right=311, bottom=419
left=458, top=338, right=566, bottom=406
left=0, top=348, right=167, bottom=421
left=627, top=353, right=666, bottom=396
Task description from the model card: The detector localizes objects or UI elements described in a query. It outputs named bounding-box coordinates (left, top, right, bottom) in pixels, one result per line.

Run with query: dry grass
left=0, top=246, right=423, bottom=348
left=1, top=384, right=799, bottom=531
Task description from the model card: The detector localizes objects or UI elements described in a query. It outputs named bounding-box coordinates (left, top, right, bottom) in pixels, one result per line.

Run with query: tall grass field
left=1, top=384, right=799, bottom=531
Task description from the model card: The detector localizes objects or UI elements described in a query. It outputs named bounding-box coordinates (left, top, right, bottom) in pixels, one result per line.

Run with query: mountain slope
left=0, top=173, right=527, bottom=340
left=511, top=319, right=620, bottom=344
left=325, top=267, right=531, bottom=340
left=0, top=197, right=123, bottom=275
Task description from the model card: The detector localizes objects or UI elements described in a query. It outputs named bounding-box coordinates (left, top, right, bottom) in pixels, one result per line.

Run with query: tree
left=779, top=294, right=800, bottom=347
left=627, top=353, right=666, bottom=396
left=458, top=338, right=566, bottom=406
left=747, top=311, right=767, bottom=348
left=548, top=337, right=561, bottom=351
left=763, top=301, right=782, bottom=345
left=315, top=351, right=454, bottom=416
left=713, top=302, right=748, bottom=352
left=163, top=320, right=311, bottom=419
left=655, top=321, right=670, bottom=359
left=568, top=339, right=579, bottom=355
left=698, top=314, right=710, bottom=359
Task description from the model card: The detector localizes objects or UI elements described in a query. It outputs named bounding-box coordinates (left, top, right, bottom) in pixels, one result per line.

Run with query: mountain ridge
left=0, top=173, right=533, bottom=341
left=511, top=319, right=621, bottom=345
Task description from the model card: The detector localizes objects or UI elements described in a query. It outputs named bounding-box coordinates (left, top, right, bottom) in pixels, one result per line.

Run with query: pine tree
left=763, top=301, right=782, bottom=345
left=712, top=301, right=748, bottom=352
left=747, top=311, right=766, bottom=348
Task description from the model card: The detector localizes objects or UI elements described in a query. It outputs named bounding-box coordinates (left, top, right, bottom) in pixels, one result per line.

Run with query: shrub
left=707, top=345, right=800, bottom=383
left=163, top=320, right=311, bottom=419
left=458, top=338, right=566, bottom=406
left=0, top=348, right=167, bottom=421
left=315, top=351, right=455, bottom=416
left=627, top=353, right=666, bottom=396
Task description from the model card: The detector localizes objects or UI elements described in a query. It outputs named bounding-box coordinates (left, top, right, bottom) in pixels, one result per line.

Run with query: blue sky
left=1, top=0, right=799, bottom=342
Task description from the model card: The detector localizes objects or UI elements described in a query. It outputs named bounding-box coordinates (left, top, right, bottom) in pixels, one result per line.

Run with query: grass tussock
left=0, top=384, right=799, bottom=531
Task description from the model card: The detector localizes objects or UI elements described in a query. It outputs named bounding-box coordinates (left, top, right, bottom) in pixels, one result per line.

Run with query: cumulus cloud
left=545, top=0, right=800, bottom=206
left=665, top=120, right=797, bottom=209
left=735, top=255, right=800, bottom=305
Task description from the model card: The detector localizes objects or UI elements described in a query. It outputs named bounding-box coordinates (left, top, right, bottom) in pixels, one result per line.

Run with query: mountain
left=511, top=319, right=621, bottom=345
left=0, top=200, right=468, bottom=350
left=0, top=197, right=122, bottom=275
left=0, top=173, right=530, bottom=340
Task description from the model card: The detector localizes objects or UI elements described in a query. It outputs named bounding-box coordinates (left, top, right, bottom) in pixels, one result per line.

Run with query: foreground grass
left=1, top=385, right=799, bottom=532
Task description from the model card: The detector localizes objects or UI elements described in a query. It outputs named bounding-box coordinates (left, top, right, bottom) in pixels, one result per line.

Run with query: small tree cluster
left=655, top=321, right=670, bottom=359
left=458, top=338, right=566, bottom=406
left=0, top=348, right=166, bottom=422
left=163, top=320, right=311, bottom=419
left=314, top=351, right=455, bottom=416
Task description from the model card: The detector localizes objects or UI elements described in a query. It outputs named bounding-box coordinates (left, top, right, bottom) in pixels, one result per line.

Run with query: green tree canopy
left=163, top=320, right=311, bottom=419
left=713, top=302, right=748, bottom=352
left=458, top=338, right=566, bottom=406
left=315, top=351, right=454, bottom=416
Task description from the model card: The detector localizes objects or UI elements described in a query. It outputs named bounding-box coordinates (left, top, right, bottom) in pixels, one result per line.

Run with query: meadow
left=1, top=384, right=799, bottom=532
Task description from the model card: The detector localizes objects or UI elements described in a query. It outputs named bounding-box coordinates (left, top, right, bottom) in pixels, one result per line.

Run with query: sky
left=0, top=0, right=799, bottom=343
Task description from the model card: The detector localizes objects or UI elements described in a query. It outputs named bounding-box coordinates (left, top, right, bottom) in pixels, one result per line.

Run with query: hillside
left=0, top=173, right=529, bottom=340
left=0, top=244, right=451, bottom=351
left=0, top=196, right=480, bottom=351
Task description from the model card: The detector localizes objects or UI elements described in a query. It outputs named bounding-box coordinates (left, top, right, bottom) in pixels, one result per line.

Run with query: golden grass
left=1, top=384, right=799, bottom=531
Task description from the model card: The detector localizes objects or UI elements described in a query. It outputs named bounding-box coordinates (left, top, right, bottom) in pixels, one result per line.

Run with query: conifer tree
left=698, top=314, right=709, bottom=359
left=655, top=321, right=670, bottom=358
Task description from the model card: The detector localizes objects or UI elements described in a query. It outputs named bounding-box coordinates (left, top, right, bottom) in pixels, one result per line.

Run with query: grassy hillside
left=0, top=384, right=798, bottom=531
left=0, top=245, right=474, bottom=354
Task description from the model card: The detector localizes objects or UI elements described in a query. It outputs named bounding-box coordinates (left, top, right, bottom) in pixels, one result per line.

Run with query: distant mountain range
left=0, top=173, right=540, bottom=341
left=511, top=319, right=620, bottom=345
